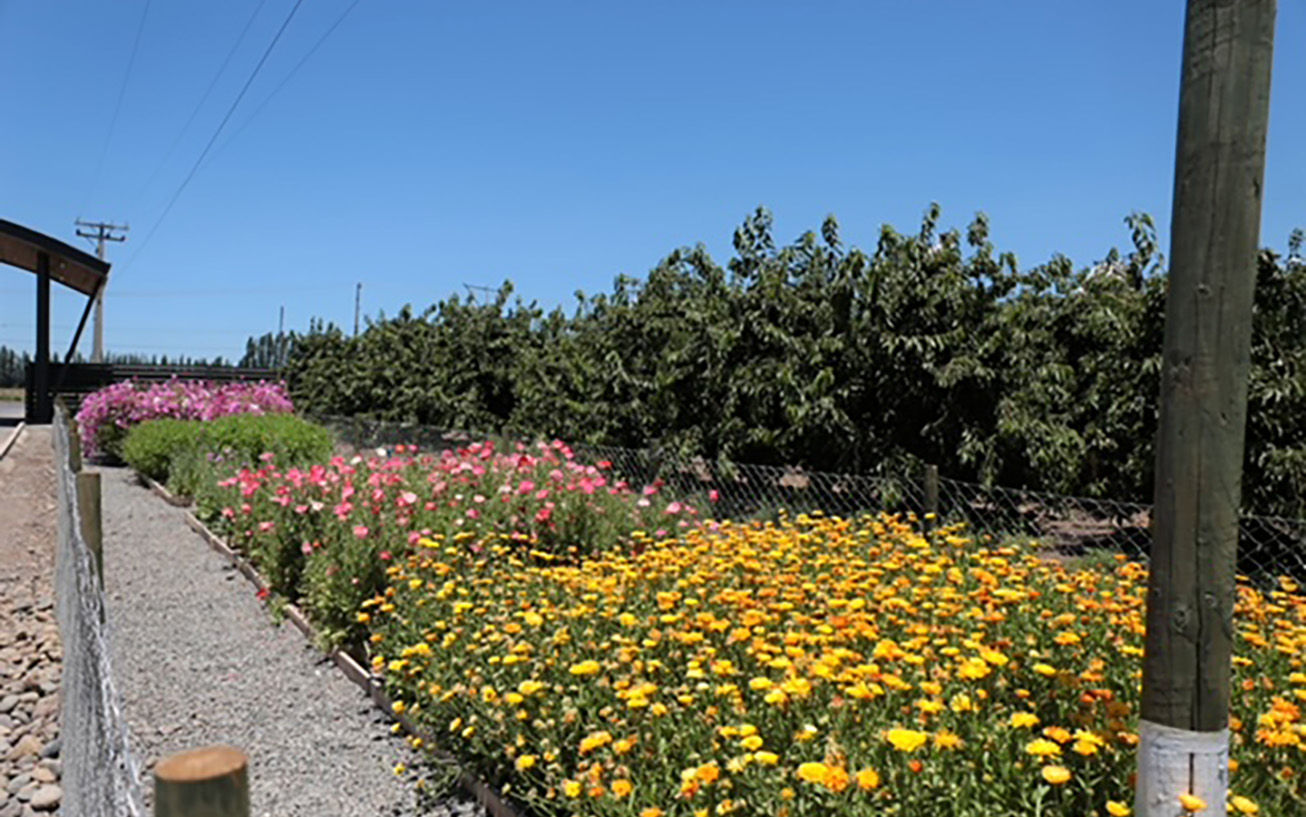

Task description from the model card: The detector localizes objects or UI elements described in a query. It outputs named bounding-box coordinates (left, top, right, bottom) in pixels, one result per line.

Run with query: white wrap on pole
left=1134, top=720, right=1229, bottom=816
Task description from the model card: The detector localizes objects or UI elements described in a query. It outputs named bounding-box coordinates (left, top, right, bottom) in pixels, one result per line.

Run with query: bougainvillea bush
left=75, top=378, right=293, bottom=459
left=206, top=439, right=701, bottom=644
left=369, top=516, right=1304, bottom=817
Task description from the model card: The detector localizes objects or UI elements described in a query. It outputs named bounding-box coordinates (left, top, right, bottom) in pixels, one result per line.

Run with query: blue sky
left=1, top=1, right=1302, bottom=361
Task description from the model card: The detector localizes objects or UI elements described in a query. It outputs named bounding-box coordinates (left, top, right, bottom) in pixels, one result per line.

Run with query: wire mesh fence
left=53, top=405, right=146, bottom=817
left=314, top=414, right=1306, bottom=582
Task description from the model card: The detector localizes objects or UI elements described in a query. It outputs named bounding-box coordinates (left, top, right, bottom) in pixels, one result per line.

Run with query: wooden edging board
left=141, top=474, right=193, bottom=507
left=0, top=422, right=25, bottom=461
left=155, top=475, right=522, bottom=817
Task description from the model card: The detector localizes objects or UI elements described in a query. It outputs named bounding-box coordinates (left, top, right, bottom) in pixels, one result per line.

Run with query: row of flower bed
left=200, top=449, right=1304, bottom=817
left=78, top=379, right=1306, bottom=816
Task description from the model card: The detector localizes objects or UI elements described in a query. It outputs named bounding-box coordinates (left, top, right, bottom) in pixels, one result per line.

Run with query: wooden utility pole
left=74, top=219, right=128, bottom=364
left=354, top=282, right=362, bottom=337
left=1137, top=2, right=1275, bottom=815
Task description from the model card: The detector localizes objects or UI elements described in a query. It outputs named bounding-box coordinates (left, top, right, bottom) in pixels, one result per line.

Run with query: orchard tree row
left=282, top=206, right=1306, bottom=517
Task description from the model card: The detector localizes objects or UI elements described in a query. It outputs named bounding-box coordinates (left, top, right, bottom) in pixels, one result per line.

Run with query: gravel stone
left=101, top=467, right=484, bottom=817
left=26, top=786, right=57, bottom=811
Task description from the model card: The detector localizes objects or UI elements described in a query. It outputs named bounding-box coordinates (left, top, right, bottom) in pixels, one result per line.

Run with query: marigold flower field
left=208, top=440, right=1306, bottom=817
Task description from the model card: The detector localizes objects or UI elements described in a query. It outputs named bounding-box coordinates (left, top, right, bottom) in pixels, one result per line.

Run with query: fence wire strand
left=316, top=415, right=1306, bottom=582
left=54, top=407, right=146, bottom=817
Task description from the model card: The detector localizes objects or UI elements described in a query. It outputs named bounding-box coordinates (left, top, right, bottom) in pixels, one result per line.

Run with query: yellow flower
left=569, top=660, right=602, bottom=676
left=1178, top=794, right=1206, bottom=812
left=517, top=679, right=545, bottom=696
left=741, top=735, right=764, bottom=751
left=1025, top=739, right=1061, bottom=757
left=563, top=780, right=582, bottom=798
left=754, top=751, right=780, bottom=765
left=1041, top=765, right=1071, bottom=785
left=1032, top=663, right=1057, bottom=677
left=934, top=731, right=962, bottom=750
left=515, top=754, right=537, bottom=771
left=1230, top=795, right=1259, bottom=814
left=1071, top=739, right=1099, bottom=756
left=1106, top=801, right=1130, bottom=816
left=1010, top=712, right=1040, bottom=729
left=392, top=762, right=406, bottom=776
left=579, top=730, right=613, bottom=754
left=855, top=768, right=880, bottom=790
left=797, top=762, right=829, bottom=784
left=611, top=779, right=633, bottom=798
left=749, top=676, right=773, bottom=691
left=886, top=728, right=930, bottom=752
left=640, top=810, right=665, bottom=817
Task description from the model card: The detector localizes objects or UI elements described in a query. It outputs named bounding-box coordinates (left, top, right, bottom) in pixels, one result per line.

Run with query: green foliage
left=120, top=414, right=333, bottom=492
left=122, top=419, right=203, bottom=482
left=197, top=413, right=333, bottom=471
left=282, top=205, right=1306, bottom=516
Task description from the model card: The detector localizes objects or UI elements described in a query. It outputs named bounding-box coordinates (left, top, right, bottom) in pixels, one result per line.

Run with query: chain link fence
left=53, top=405, right=147, bottom=817
left=314, top=415, right=1306, bottom=582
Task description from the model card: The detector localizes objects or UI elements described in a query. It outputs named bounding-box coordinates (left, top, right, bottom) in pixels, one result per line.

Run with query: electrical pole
left=278, top=305, right=285, bottom=368
left=354, top=283, right=362, bottom=337
left=74, top=220, right=128, bottom=363
left=1136, top=3, right=1275, bottom=816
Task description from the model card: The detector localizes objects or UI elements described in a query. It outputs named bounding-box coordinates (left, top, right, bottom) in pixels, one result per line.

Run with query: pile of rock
left=0, top=597, right=62, bottom=817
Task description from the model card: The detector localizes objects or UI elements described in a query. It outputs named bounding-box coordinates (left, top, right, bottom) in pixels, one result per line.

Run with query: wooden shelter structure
left=0, top=219, right=110, bottom=422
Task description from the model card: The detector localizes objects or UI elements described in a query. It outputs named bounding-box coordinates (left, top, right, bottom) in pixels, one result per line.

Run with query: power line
left=209, top=0, right=364, bottom=164
left=127, top=0, right=272, bottom=213
left=82, top=0, right=153, bottom=214
left=124, top=0, right=307, bottom=271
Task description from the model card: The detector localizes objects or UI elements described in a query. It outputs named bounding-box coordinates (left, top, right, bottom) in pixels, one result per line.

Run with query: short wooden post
left=76, top=471, right=102, bottom=582
left=923, top=464, right=939, bottom=536
left=154, top=746, right=250, bottom=817
left=67, top=414, right=83, bottom=473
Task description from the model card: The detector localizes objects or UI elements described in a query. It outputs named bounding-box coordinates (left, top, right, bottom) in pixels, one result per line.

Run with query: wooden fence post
left=923, top=464, right=939, bottom=536
left=154, top=746, right=250, bottom=817
left=75, top=471, right=102, bottom=582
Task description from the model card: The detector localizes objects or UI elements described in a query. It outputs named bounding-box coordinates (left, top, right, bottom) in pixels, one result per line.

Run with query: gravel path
left=98, top=466, right=484, bottom=817
left=0, top=427, right=64, bottom=817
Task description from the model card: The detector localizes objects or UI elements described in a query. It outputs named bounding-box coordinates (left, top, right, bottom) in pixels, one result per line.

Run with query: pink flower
left=379, top=551, right=392, bottom=561
left=517, top=480, right=536, bottom=495
left=708, top=489, right=720, bottom=502
left=665, top=501, right=683, bottom=515
left=353, top=525, right=370, bottom=539
left=301, top=542, right=314, bottom=555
